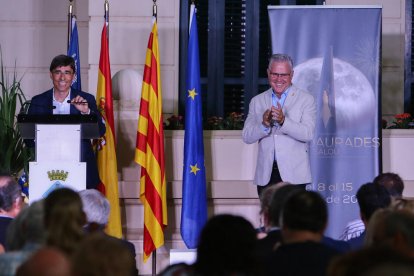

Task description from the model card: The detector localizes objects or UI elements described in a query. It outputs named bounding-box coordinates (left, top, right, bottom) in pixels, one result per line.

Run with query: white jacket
left=242, top=85, right=316, bottom=185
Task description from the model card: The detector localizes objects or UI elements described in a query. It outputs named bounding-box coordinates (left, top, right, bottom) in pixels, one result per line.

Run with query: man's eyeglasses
left=52, top=70, right=74, bottom=76
left=269, top=72, right=291, bottom=78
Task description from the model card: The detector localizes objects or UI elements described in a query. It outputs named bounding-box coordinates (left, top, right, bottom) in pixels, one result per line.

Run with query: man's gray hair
left=79, top=189, right=110, bottom=226
left=268, top=54, right=294, bottom=71
left=0, top=176, right=22, bottom=212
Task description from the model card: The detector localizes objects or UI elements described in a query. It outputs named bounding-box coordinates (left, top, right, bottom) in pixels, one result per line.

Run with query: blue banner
left=180, top=4, right=208, bottom=249
left=268, top=6, right=381, bottom=238
left=67, top=17, right=82, bottom=90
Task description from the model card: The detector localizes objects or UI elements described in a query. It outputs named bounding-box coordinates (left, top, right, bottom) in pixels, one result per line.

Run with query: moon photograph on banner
left=268, top=6, right=382, bottom=239
left=293, top=57, right=376, bottom=131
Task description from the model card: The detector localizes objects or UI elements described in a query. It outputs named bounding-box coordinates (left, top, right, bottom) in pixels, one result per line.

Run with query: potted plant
left=0, top=48, right=30, bottom=179
left=382, top=113, right=414, bottom=183
left=383, top=113, right=414, bottom=129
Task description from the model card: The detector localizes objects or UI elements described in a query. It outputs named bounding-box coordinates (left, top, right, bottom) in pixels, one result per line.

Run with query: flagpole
left=104, top=0, right=109, bottom=31
left=153, top=0, right=157, bottom=20
left=67, top=0, right=73, bottom=51
left=152, top=6, right=157, bottom=276
left=151, top=1, right=158, bottom=274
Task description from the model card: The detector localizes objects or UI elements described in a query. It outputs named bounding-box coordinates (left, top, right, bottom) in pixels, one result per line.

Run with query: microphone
left=67, top=100, right=88, bottom=105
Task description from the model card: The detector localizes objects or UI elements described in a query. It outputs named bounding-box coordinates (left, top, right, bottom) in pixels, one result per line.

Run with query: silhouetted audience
left=257, top=183, right=299, bottom=258
left=341, top=172, right=404, bottom=241
left=373, top=172, right=404, bottom=199
left=0, top=200, right=45, bottom=275
left=72, top=232, right=136, bottom=276
left=0, top=175, right=24, bottom=250
left=367, top=209, right=414, bottom=258
left=266, top=190, right=340, bottom=276
left=44, top=187, right=86, bottom=256
left=16, top=247, right=72, bottom=276
left=257, top=183, right=282, bottom=237
left=194, top=214, right=261, bottom=276
left=328, top=245, right=414, bottom=276
left=347, top=182, right=391, bottom=250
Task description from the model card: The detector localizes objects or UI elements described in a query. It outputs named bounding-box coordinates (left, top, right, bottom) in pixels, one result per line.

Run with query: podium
left=18, top=114, right=100, bottom=202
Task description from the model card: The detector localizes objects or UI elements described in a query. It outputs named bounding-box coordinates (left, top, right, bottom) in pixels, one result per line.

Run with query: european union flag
left=180, top=4, right=208, bottom=249
left=67, top=17, right=82, bottom=90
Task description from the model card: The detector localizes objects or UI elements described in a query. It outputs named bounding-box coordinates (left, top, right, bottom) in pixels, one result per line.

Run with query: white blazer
left=242, top=85, right=316, bottom=186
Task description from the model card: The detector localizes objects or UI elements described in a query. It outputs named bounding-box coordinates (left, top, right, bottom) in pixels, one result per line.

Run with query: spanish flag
left=135, top=20, right=167, bottom=261
left=96, top=22, right=122, bottom=238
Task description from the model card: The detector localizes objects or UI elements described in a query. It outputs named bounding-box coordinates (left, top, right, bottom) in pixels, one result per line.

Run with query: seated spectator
left=373, top=172, right=404, bottom=199
left=257, top=183, right=299, bottom=257
left=0, top=200, right=45, bottom=275
left=194, top=214, right=261, bottom=276
left=159, top=262, right=193, bottom=276
left=367, top=209, right=414, bottom=258
left=347, top=182, right=391, bottom=250
left=16, top=247, right=72, bottom=276
left=259, top=183, right=349, bottom=255
left=327, top=245, right=414, bottom=276
left=44, top=187, right=86, bottom=256
left=340, top=173, right=403, bottom=241
left=257, top=183, right=281, bottom=237
left=321, top=235, right=351, bottom=254
left=79, top=189, right=138, bottom=275
left=0, top=174, right=24, bottom=249
left=72, top=232, right=136, bottom=276
left=266, top=190, right=340, bottom=276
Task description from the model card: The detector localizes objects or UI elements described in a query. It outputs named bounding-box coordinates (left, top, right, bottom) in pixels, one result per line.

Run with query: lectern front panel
left=36, top=124, right=81, bottom=162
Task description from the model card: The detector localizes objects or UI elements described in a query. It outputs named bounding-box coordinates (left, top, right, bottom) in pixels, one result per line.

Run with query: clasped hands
left=262, top=102, right=285, bottom=128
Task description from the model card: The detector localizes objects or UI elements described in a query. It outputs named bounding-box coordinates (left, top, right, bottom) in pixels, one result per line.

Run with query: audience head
left=327, top=245, right=414, bottom=276
left=195, top=214, right=259, bottom=276
left=356, top=182, right=391, bottom=223
left=268, top=184, right=301, bottom=228
left=44, top=187, right=85, bottom=256
left=16, top=247, right=72, bottom=276
left=259, top=182, right=292, bottom=229
left=0, top=174, right=23, bottom=217
left=79, top=189, right=110, bottom=231
left=6, top=199, right=45, bottom=251
left=373, top=172, right=404, bottom=198
left=259, top=184, right=281, bottom=216
left=72, top=232, right=136, bottom=276
left=281, top=190, right=327, bottom=234
left=369, top=209, right=414, bottom=257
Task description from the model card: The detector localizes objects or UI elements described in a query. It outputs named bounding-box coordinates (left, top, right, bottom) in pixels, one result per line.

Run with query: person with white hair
left=78, top=189, right=138, bottom=276
left=79, top=189, right=110, bottom=232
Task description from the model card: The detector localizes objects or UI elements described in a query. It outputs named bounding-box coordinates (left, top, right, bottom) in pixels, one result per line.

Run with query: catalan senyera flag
left=96, top=22, right=122, bottom=238
left=180, top=4, right=207, bottom=249
left=134, top=20, right=167, bottom=261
